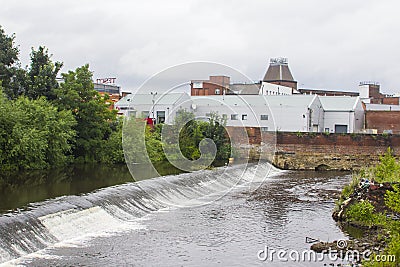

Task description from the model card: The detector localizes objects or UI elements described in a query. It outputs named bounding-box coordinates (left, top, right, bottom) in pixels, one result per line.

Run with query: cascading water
left=0, top=162, right=281, bottom=264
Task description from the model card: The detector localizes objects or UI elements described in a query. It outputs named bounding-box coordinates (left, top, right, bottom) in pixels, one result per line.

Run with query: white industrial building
left=115, top=93, right=192, bottom=124
left=192, top=95, right=322, bottom=132
left=319, top=96, right=364, bottom=133
left=115, top=93, right=365, bottom=133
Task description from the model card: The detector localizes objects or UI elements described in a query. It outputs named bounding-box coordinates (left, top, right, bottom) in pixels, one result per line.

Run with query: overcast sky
left=1, top=0, right=400, bottom=93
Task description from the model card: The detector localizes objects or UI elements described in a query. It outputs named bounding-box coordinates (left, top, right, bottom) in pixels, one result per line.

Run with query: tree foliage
left=25, top=46, right=63, bottom=100
left=374, top=147, right=400, bottom=183
left=54, top=64, right=119, bottom=163
left=0, top=26, right=21, bottom=99
left=151, top=110, right=231, bottom=164
left=0, top=88, right=76, bottom=170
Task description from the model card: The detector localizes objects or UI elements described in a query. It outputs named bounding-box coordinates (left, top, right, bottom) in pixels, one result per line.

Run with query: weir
left=0, top=162, right=281, bottom=264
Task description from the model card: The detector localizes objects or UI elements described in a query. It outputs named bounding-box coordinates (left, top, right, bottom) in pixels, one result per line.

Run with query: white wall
left=194, top=104, right=273, bottom=129
left=116, top=94, right=192, bottom=124
left=192, top=98, right=323, bottom=132
left=260, top=82, right=293, bottom=96
left=359, top=85, right=371, bottom=103
left=308, top=96, right=324, bottom=132
left=323, top=112, right=355, bottom=133
left=353, top=98, right=365, bottom=132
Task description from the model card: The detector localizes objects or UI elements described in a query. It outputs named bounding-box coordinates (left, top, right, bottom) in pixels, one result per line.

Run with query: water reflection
left=0, top=162, right=185, bottom=213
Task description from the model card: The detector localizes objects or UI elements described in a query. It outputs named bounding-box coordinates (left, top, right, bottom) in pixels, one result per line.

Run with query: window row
left=230, top=114, right=269, bottom=121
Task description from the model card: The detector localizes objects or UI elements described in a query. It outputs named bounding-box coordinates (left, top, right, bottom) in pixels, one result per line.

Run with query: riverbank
left=311, top=149, right=400, bottom=266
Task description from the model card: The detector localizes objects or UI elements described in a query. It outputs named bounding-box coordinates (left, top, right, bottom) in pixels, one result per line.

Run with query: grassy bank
left=333, top=148, right=400, bottom=266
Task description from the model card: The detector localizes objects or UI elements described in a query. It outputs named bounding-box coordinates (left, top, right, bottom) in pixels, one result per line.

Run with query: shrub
left=345, top=200, right=376, bottom=225
left=385, top=185, right=400, bottom=214
left=374, top=148, right=400, bottom=183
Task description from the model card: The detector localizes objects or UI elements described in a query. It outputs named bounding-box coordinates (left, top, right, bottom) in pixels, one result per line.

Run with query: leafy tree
left=160, top=110, right=231, bottom=163
left=102, top=118, right=125, bottom=164
left=0, top=88, right=76, bottom=170
left=25, top=46, right=63, bottom=100
left=0, top=26, right=22, bottom=99
left=203, top=113, right=231, bottom=160
left=54, top=64, right=118, bottom=162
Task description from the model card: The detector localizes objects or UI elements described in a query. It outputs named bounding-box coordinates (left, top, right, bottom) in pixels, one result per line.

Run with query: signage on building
left=96, top=78, right=116, bottom=84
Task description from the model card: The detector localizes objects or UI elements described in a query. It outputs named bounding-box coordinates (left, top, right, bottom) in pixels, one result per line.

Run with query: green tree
left=161, top=110, right=231, bottom=162
left=203, top=113, right=231, bottom=160
left=0, top=88, right=76, bottom=170
left=0, top=25, right=22, bottom=99
left=26, top=46, right=63, bottom=100
left=54, top=64, right=118, bottom=162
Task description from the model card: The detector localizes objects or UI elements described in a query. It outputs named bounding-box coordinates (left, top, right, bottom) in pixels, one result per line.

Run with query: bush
left=374, top=147, right=400, bottom=183
left=345, top=200, right=376, bottom=225
left=0, top=90, right=76, bottom=170
left=385, top=185, right=400, bottom=214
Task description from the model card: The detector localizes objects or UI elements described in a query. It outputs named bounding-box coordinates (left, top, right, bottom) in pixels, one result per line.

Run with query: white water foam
left=38, top=206, right=145, bottom=241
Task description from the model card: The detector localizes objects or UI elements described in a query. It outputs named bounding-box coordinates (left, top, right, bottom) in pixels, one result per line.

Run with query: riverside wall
left=226, top=127, right=400, bottom=171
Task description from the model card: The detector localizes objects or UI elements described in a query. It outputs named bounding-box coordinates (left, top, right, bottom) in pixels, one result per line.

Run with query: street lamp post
left=151, top=92, right=157, bottom=124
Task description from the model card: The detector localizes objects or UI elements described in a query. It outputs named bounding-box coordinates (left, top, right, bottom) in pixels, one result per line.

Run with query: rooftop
left=364, top=103, right=400, bottom=111
left=263, top=58, right=295, bottom=82
left=116, top=93, right=189, bottom=107
left=192, top=95, right=317, bottom=108
left=319, top=96, right=360, bottom=111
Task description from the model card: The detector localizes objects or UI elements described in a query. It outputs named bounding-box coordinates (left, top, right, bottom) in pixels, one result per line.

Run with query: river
left=0, top=162, right=351, bottom=266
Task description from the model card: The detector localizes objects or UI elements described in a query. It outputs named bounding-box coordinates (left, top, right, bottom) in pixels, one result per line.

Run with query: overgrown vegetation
left=123, top=111, right=231, bottom=165
left=336, top=148, right=400, bottom=266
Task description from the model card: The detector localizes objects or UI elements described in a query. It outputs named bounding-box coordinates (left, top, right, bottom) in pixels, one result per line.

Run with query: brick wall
left=366, top=111, right=400, bottom=134
left=226, top=126, right=400, bottom=170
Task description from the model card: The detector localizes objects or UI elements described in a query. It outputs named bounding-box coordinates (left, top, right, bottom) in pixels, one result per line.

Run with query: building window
left=215, top=88, right=220, bottom=95
left=222, top=114, right=227, bottom=120
left=261, top=127, right=268, bottom=132
left=231, top=114, right=238, bottom=120
left=242, top=114, right=247, bottom=120
left=324, top=128, right=329, bottom=133
left=260, top=114, right=269, bottom=120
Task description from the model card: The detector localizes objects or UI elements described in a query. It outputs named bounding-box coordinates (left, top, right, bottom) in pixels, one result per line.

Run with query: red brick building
left=191, top=76, right=231, bottom=96
left=365, top=104, right=400, bottom=134
left=359, top=81, right=400, bottom=104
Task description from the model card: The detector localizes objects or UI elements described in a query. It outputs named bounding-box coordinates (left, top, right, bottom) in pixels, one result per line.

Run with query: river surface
left=0, top=162, right=351, bottom=266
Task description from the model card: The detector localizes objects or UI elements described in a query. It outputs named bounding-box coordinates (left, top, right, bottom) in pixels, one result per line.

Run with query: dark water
left=0, top=162, right=351, bottom=266
left=0, top=162, right=184, bottom=213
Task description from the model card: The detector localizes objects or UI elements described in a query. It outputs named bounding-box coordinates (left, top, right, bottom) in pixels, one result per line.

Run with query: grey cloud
left=1, top=0, right=399, bottom=93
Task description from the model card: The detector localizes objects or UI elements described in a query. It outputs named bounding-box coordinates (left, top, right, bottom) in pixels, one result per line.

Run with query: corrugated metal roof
left=116, top=93, right=189, bottom=107
left=192, top=95, right=316, bottom=108
left=365, top=103, right=400, bottom=111
left=319, top=96, right=359, bottom=111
